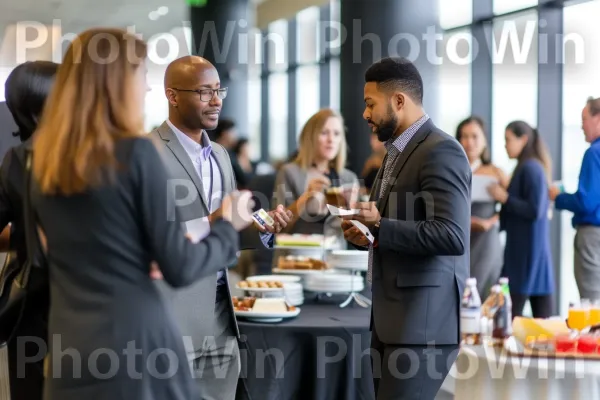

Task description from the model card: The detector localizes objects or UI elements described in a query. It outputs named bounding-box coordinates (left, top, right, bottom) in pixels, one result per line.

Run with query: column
left=190, top=0, right=250, bottom=135
left=471, top=0, right=494, bottom=148
left=538, top=1, right=564, bottom=314
left=339, top=0, right=440, bottom=174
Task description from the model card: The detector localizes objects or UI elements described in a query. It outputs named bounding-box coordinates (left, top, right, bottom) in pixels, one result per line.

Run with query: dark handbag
left=0, top=149, right=48, bottom=345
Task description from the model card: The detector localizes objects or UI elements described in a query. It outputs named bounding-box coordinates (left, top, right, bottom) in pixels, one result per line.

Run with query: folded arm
left=377, top=140, right=471, bottom=256
left=136, top=139, right=239, bottom=288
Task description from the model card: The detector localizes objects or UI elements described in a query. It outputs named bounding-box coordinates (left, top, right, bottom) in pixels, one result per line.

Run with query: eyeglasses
left=171, top=87, right=228, bottom=102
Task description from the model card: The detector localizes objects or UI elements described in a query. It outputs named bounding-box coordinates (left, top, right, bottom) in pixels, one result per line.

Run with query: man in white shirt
left=150, top=55, right=292, bottom=400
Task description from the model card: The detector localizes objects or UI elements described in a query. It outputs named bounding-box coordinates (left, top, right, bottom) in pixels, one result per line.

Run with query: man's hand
left=549, top=184, right=562, bottom=201
left=255, top=205, right=293, bottom=234
left=150, top=262, right=163, bottom=280
left=341, top=201, right=381, bottom=229
left=341, top=220, right=370, bottom=247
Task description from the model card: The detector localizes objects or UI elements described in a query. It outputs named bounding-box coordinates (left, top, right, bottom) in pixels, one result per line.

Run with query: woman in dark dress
left=29, top=28, right=253, bottom=400
left=487, top=120, right=555, bottom=318
left=0, top=60, right=59, bottom=400
left=456, top=116, right=507, bottom=298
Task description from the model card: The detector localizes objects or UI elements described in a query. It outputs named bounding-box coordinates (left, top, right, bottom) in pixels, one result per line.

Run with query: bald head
left=164, top=55, right=215, bottom=89
left=164, top=55, right=224, bottom=133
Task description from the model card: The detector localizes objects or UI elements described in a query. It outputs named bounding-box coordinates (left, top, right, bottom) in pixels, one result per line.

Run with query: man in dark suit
left=342, top=57, right=471, bottom=400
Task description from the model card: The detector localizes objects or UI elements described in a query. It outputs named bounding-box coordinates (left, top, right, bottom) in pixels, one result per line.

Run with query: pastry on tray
left=238, top=280, right=284, bottom=289
left=277, top=255, right=328, bottom=270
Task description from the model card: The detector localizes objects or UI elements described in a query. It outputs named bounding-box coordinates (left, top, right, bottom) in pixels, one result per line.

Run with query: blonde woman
left=275, top=108, right=359, bottom=236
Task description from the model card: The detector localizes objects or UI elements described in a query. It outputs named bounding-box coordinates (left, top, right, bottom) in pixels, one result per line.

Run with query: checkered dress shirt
left=367, top=114, right=430, bottom=283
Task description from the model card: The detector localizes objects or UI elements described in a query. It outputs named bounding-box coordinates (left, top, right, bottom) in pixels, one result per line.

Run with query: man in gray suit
left=150, top=55, right=292, bottom=400
left=342, top=57, right=471, bottom=399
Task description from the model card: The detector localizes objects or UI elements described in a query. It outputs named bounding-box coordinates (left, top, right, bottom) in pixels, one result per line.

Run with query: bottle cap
left=466, top=277, right=477, bottom=285
left=499, top=277, right=509, bottom=284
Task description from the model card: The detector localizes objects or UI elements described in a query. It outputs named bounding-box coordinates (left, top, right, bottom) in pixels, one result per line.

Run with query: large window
left=266, top=19, right=289, bottom=160
left=494, top=0, right=538, bottom=15
left=296, top=6, right=321, bottom=135
left=296, top=65, right=320, bottom=134
left=248, top=29, right=262, bottom=160
left=259, top=5, right=341, bottom=162
left=438, top=0, right=473, bottom=30
left=560, top=0, right=600, bottom=314
left=491, top=12, right=539, bottom=175
left=437, top=29, right=473, bottom=135
left=268, top=72, right=288, bottom=160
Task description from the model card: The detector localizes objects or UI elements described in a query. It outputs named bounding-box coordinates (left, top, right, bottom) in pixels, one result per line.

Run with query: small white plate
left=246, top=275, right=302, bottom=283
left=235, top=307, right=301, bottom=323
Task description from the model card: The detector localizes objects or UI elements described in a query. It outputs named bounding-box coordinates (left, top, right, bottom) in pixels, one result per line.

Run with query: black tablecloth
left=236, top=294, right=375, bottom=400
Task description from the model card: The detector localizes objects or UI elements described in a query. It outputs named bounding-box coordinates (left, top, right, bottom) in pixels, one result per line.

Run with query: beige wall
left=256, top=0, right=329, bottom=29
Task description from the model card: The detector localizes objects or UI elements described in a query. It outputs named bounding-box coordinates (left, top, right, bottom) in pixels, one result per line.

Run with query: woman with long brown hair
left=30, top=28, right=252, bottom=399
left=487, top=120, right=555, bottom=318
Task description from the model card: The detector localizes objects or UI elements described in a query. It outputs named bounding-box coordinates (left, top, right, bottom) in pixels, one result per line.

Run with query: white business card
left=350, top=220, right=374, bottom=243
left=327, top=204, right=360, bottom=216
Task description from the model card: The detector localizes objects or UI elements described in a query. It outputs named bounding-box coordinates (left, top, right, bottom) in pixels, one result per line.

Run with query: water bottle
left=461, top=277, right=482, bottom=345
left=499, top=277, right=513, bottom=330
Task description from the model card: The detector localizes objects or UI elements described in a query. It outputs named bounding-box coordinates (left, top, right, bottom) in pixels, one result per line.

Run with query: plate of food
left=233, top=297, right=300, bottom=323
left=236, top=280, right=285, bottom=293
left=274, top=234, right=324, bottom=248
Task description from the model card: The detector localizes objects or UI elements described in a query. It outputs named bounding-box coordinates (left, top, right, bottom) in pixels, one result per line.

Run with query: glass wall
left=438, top=0, right=600, bottom=313
left=259, top=2, right=341, bottom=162
left=491, top=11, right=539, bottom=175
left=296, top=6, right=321, bottom=135
left=437, top=29, right=473, bottom=135
left=494, top=0, right=538, bottom=15
left=561, top=0, right=600, bottom=313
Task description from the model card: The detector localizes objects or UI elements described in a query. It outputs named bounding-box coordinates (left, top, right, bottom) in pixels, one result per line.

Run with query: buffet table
left=448, top=344, right=600, bottom=400
left=236, top=295, right=374, bottom=400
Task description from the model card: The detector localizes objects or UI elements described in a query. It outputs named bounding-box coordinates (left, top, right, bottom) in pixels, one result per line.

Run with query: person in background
left=30, top=28, right=254, bottom=399
left=456, top=116, right=507, bottom=297
left=211, top=118, right=249, bottom=188
left=0, top=60, right=58, bottom=400
left=488, top=120, right=554, bottom=318
left=550, top=97, right=600, bottom=301
left=361, top=132, right=386, bottom=195
left=274, top=108, right=359, bottom=236
left=233, top=138, right=255, bottom=188
left=212, top=117, right=238, bottom=151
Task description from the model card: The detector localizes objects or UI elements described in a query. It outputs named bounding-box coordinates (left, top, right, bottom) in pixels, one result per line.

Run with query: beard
left=372, top=108, right=399, bottom=142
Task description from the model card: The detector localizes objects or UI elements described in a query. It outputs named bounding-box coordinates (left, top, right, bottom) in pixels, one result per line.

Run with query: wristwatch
left=371, top=217, right=382, bottom=239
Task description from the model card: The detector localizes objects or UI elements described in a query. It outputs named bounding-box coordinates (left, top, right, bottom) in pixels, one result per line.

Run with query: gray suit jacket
left=369, top=119, right=471, bottom=345
left=149, top=122, right=241, bottom=355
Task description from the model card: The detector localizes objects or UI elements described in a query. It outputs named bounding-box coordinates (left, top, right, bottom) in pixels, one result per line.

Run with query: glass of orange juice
left=568, top=302, right=588, bottom=331
left=590, top=300, right=600, bottom=326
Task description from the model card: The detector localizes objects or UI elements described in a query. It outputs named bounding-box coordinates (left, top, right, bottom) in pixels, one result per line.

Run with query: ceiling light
left=148, top=11, right=159, bottom=20
left=157, top=6, right=169, bottom=16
